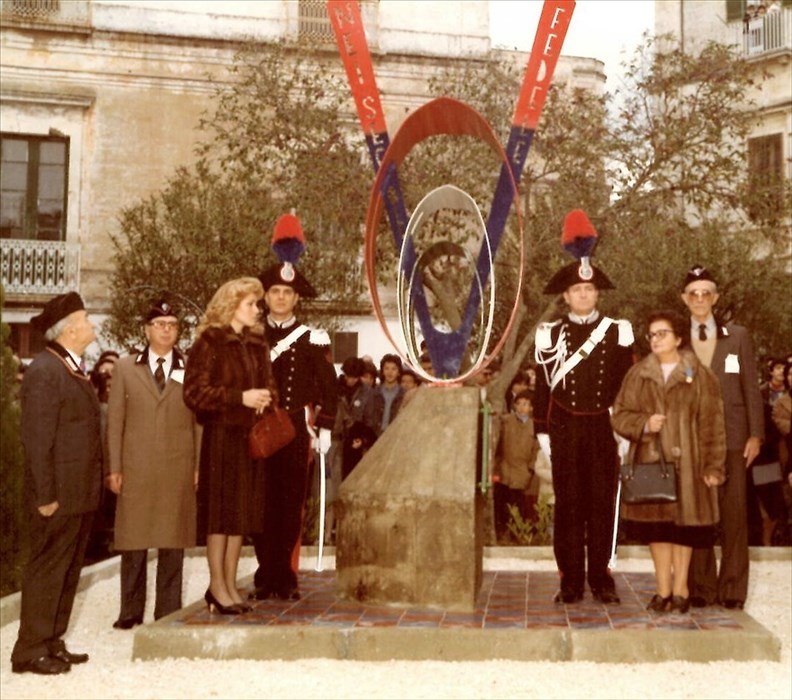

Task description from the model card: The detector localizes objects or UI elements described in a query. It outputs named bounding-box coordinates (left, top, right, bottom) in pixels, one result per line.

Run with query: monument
left=327, top=0, right=575, bottom=610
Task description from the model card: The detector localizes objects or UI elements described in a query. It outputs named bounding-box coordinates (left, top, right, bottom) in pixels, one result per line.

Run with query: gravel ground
left=1, top=553, right=790, bottom=700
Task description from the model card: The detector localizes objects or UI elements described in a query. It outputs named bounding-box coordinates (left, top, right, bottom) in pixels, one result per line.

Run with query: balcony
left=0, top=0, right=90, bottom=31
left=737, top=8, right=792, bottom=58
left=0, top=238, right=80, bottom=297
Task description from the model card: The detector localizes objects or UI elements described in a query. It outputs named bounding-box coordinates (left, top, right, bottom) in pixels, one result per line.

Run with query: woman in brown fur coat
left=612, top=310, right=726, bottom=614
left=184, top=277, right=278, bottom=615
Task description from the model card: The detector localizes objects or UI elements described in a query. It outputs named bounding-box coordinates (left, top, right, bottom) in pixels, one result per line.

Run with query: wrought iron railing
left=0, top=0, right=90, bottom=26
left=297, top=0, right=337, bottom=43
left=0, top=239, right=80, bottom=295
left=737, top=8, right=792, bottom=57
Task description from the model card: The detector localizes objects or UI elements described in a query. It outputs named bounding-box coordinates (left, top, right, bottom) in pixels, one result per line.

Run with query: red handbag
left=249, top=403, right=296, bottom=459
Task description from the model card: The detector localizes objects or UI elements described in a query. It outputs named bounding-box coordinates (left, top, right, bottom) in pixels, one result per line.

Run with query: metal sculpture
left=328, top=0, right=575, bottom=382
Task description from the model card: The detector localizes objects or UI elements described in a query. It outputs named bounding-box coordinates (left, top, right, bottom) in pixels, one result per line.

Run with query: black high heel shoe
left=669, top=595, right=690, bottom=614
left=205, top=589, right=242, bottom=615
left=646, top=594, right=672, bottom=613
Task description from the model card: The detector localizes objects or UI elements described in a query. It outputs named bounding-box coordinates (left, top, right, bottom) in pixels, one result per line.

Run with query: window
left=298, top=0, right=335, bottom=43
left=331, top=331, right=358, bottom=364
left=727, top=0, right=792, bottom=22
left=747, top=133, right=784, bottom=222
left=727, top=0, right=748, bottom=21
left=1, top=134, right=68, bottom=240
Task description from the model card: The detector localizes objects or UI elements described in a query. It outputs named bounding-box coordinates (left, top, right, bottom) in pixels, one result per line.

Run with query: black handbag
left=249, top=403, right=296, bottom=459
left=620, top=437, right=678, bottom=505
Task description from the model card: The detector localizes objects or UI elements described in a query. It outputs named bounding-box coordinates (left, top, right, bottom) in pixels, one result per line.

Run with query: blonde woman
left=184, top=277, right=277, bottom=614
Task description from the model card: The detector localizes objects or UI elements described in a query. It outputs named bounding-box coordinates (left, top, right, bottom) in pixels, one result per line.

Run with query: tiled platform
left=132, top=569, right=781, bottom=663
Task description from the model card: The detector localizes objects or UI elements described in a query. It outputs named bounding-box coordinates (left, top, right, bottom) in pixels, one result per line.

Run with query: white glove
left=318, top=428, right=332, bottom=455
left=537, top=433, right=551, bottom=460
left=616, top=433, right=630, bottom=462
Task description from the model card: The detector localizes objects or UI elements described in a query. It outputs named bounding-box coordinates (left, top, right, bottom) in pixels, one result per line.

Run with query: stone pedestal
left=335, top=386, right=484, bottom=611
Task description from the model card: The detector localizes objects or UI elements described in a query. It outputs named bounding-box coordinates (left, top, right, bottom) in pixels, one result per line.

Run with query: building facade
left=1, top=0, right=603, bottom=363
left=655, top=0, right=791, bottom=237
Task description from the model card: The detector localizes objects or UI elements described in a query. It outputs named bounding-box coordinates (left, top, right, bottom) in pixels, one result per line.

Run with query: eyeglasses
left=148, top=320, right=179, bottom=330
left=686, top=290, right=714, bottom=301
left=646, top=329, right=674, bottom=341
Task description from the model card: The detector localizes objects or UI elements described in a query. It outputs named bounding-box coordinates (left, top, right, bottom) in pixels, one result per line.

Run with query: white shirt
left=568, top=309, right=600, bottom=325
left=148, top=349, right=173, bottom=378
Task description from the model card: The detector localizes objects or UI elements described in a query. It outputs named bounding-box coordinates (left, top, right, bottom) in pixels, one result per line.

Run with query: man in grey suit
left=106, top=300, right=200, bottom=629
left=11, top=292, right=102, bottom=675
left=682, top=265, right=764, bottom=610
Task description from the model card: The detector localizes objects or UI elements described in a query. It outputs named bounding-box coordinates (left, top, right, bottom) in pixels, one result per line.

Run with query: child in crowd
left=492, top=390, right=547, bottom=544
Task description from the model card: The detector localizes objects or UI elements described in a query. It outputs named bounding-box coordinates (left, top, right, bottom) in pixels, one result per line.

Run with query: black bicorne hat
left=543, top=261, right=615, bottom=294
left=541, top=209, right=615, bottom=294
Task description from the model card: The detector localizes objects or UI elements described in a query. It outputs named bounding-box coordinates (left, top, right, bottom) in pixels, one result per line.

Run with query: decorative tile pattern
left=173, top=570, right=746, bottom=633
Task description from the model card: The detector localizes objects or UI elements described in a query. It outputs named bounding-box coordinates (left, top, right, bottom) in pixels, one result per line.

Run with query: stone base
left=335, top=386, right=485, bottom=610
left=130, top=569, right=783, bottom=663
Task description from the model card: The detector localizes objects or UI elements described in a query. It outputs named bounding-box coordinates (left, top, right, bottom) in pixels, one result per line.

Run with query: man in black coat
left=533, top=210, right=634, bottom=605
left=682, top=264, right=764, bottom=610
left=11, top=292, right=103, bottom=675
left=250, top=212, right=338, bottom=600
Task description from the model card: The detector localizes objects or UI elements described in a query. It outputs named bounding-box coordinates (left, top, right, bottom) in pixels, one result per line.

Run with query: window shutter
left=726, top=0, right=745, bottom=21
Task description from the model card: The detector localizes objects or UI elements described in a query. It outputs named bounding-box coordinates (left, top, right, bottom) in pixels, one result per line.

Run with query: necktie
left=698, top=324, right=707, bottom=342
left=154, top=357, right=166, bottom=393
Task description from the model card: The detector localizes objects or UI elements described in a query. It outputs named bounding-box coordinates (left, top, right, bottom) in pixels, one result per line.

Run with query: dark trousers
left=550, top=411, right=619, bottom=592
left=12, top=510, right=94, bottom=664
left=689, top=449, right=749, bottom=604
left=252, top=424, right=311, bottom=595
left=493, top=483, right=535, bottom=543
left=118, top=548, right=184, bottom=621
left=746, top=470, right=788, bottom=545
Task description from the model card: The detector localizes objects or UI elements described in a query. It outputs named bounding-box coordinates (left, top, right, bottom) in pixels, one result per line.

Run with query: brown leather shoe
left=12, top=655, right=71, bottom=675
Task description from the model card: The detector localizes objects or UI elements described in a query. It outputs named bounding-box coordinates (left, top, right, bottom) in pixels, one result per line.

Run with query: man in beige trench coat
left=106, top=300, right=201, bottom=629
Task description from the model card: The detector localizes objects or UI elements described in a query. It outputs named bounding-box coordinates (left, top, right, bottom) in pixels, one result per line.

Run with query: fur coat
left=611, top=349, right=726, bottom=526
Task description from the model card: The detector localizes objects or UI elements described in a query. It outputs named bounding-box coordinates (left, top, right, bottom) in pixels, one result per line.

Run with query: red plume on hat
left=540, top=209, right=614, bottom=294
left=259, top=209, right=317, bottom=298
left=562, top=208, right=598, bottom=263
left=271, top=210, right=305, bottom=265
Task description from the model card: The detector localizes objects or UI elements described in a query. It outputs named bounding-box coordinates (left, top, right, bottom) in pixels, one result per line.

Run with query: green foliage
left=423, top=35, right=791, bottom=405
left=0, top=285, right=27, bottom=595
left=104, top=35, right=791, bottom=372
left=505, top=495, right=554, bottom=546
left=106, top=42, right=370, bottom=347
left=106, top=164, right=272, bottom=349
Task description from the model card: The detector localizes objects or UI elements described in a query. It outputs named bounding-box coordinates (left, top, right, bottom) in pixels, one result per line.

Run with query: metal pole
left=315, top=450, right=327, bottom=572
left=609, top=478, right=622, bottom=570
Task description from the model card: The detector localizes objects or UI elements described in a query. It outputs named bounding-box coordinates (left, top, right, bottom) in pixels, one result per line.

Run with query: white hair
left=44, top=315, right=72, bottom=342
